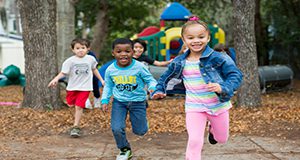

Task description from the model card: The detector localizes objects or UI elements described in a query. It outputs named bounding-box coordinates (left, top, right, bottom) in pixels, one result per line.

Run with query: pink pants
left=185, top=111, right=229, bottom=160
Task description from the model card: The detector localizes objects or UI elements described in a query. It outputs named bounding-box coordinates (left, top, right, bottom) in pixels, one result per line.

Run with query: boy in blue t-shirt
left=101, top=38, right=157, bottom=160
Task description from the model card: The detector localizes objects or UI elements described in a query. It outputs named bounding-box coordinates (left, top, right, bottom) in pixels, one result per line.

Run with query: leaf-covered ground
left=0, top=80, right=299, bottom=141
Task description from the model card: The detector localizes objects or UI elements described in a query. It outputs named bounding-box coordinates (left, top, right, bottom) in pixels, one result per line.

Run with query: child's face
left=72, top=43, right=89, bottom=58
left=133, top=42, right=144, bottom=58
left=182, top=24, right=210, bottom=54
left=112, top=44, right=133, bottom=67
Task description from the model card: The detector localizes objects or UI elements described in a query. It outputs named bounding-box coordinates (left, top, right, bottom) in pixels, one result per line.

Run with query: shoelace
left=120, top=149, right=129, bottom=155
left=120, top=152, right=126, bottom=155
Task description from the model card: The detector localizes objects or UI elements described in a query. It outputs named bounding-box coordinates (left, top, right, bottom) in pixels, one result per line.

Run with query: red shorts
left=66, top=91, right=90, bottom=108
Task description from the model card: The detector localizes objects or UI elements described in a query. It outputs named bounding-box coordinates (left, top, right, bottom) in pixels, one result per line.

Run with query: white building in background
left=0, top=0, right=24, bottom=73
left=0, top=0, right=22, bottom=34
left=0, top=34, right=24, bottom=73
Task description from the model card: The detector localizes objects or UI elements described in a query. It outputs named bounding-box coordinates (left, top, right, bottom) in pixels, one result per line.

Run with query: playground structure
left=98, top=2, right=294, bottom=93
left=0, top=65, right=25, bottom=87
left=98, top=2, right=225, bottom=87
left=133, top=2, right=225, bottom=61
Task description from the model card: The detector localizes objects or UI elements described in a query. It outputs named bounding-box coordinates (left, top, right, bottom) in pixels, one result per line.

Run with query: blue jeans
left=111, top=99, right=148, bottom=149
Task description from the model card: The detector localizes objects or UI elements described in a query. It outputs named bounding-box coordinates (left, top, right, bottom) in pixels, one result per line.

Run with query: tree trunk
left=232, top=0, right=261, bottom=107
left=17, top=0, right=63, bottom=109
left=255, top=0, right=268, bottom=65
left=90, top=0, right=109, bottom=59
left=56, top=0, right=76, bottom=69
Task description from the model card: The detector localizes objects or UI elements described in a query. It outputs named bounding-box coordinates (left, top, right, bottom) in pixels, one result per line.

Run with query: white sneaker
left=85, top=98, right=93, bottom=109
left=116, top=149, right=132, bottom=160
left=94, top=97, right=102, bottom=109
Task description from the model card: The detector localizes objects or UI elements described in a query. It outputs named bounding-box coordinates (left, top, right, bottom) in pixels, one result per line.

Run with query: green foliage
left=75, top=0, right=164, bottom=36
left=75, top=0, right=165, bottom=61
left=45, top=104, right=53, bottom=111
left=74, top=0, right=234, bottom=50
left=74, top=0, right=300, bottom=76
left=75, top=0, right=100, bottom=36
left=261, top=0, right=300, bottom=76
left=108, top=0, right=160, bottom=31
left=261, top=0, right=300, bottom=44
left=178, top=0, right=234, bottom=44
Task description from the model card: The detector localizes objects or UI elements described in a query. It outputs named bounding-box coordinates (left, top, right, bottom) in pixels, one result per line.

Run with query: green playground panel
left=208, top=24, right=219, bottom=48
left=140, top=31, right=166, bottom=61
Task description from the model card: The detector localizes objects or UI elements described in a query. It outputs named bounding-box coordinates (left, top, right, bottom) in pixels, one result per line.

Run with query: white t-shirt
left=61, top=55, right=97, bottom=91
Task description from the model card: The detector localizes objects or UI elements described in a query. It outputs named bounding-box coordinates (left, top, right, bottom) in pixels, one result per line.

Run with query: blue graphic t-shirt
left=101, top=60, right=157, bottom=104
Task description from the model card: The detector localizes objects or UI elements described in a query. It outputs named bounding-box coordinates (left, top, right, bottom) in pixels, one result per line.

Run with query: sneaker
left=116, top=148, right=132, bottom=160
left=70, top=126, right=81, bottom=138
left=85, top=98, right=93, bottom=109
left=208, top=125, right=218, bottom=144
left=93, top=97, right=102, bottom=109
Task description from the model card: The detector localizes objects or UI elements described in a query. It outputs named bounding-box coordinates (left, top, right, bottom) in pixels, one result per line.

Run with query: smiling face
left=72, top=43, right=89, bottom=58
left=133, top=42, right=144, bottom=58
left=112, top=44, right=134, bottom=67
left=182, top=23, right=210, bottom=55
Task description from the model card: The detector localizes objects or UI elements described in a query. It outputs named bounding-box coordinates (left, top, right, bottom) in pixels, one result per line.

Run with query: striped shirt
left=182, top=60, right=232, bottom=115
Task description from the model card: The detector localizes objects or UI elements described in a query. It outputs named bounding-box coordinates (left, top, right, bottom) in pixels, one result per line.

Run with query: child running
left=85, top=41, right=103, bottom=109
left=48, top=38, right=104, bottom=138
left=101, top=38, right=157, bottom=160
left=152, top=16, right=243, bottom=160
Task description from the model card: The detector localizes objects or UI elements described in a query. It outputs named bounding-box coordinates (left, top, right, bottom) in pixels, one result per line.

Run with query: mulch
left=0, top=80, right=299, bottom=140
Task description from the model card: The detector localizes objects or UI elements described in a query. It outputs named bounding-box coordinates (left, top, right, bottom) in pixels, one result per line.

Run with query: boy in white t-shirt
left=48, top=38, right=104, bottom=138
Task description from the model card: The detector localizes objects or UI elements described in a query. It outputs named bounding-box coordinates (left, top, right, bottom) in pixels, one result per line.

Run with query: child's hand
left=101, top=80, right=105, bottom=86
left=207, top=82, right=222, bottom=93
left=151, top=92, right=166, bottom=100
left=149, top=89, right=154, bottom=94
left=48, top=79, right=58, bottom=88
left=101, top=104, right=108, bottom=112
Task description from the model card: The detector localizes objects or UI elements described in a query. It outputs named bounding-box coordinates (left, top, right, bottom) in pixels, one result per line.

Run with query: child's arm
left=140, top=65, right=157, bottom=92
left=101, top=104, right=108, bottom=112
left=100, top=69, right=113, bottom=111
left=153, top=59, right=173, bottom=67
left=153, top=61, right=176, bottom=95
left=93, top=68, right=105, bottom=86
left=206, top=82, right=222, bottom=93
left=139, top=65, right=168, bottom=100
left=152, top=92, right=166, bottom=99
left=48, top=72, right=65, bottom=88
left=216, top=54, right=243, bottom=101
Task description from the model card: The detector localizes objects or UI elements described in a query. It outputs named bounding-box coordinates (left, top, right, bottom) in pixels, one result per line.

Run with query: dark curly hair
left=133, top=39, right=147, bottom=52
left=112, top=38, right=133, bottom=50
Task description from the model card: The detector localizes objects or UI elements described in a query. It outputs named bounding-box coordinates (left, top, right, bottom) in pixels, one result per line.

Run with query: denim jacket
left=153, top=46, right=243, bottom=102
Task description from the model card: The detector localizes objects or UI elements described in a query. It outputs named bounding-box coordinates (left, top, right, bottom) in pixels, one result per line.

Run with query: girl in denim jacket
left=152, top=16, right=243, bottom=160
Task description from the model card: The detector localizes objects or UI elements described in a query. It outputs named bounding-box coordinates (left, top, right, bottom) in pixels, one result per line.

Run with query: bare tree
left=13, top=1, right=21, bottom=35
left=90, top=0, right=109, bottom=59
left=17, top=0, right=63, bottom=109
left=232, top=0, right=261, bottom=107
left=255, top=0, right=268, bottom=65
left=56, top=0, right=77, bottom=68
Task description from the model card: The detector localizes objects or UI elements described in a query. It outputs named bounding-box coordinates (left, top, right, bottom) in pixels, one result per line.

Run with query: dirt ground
left=0, top=80, right=299, bottom=159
